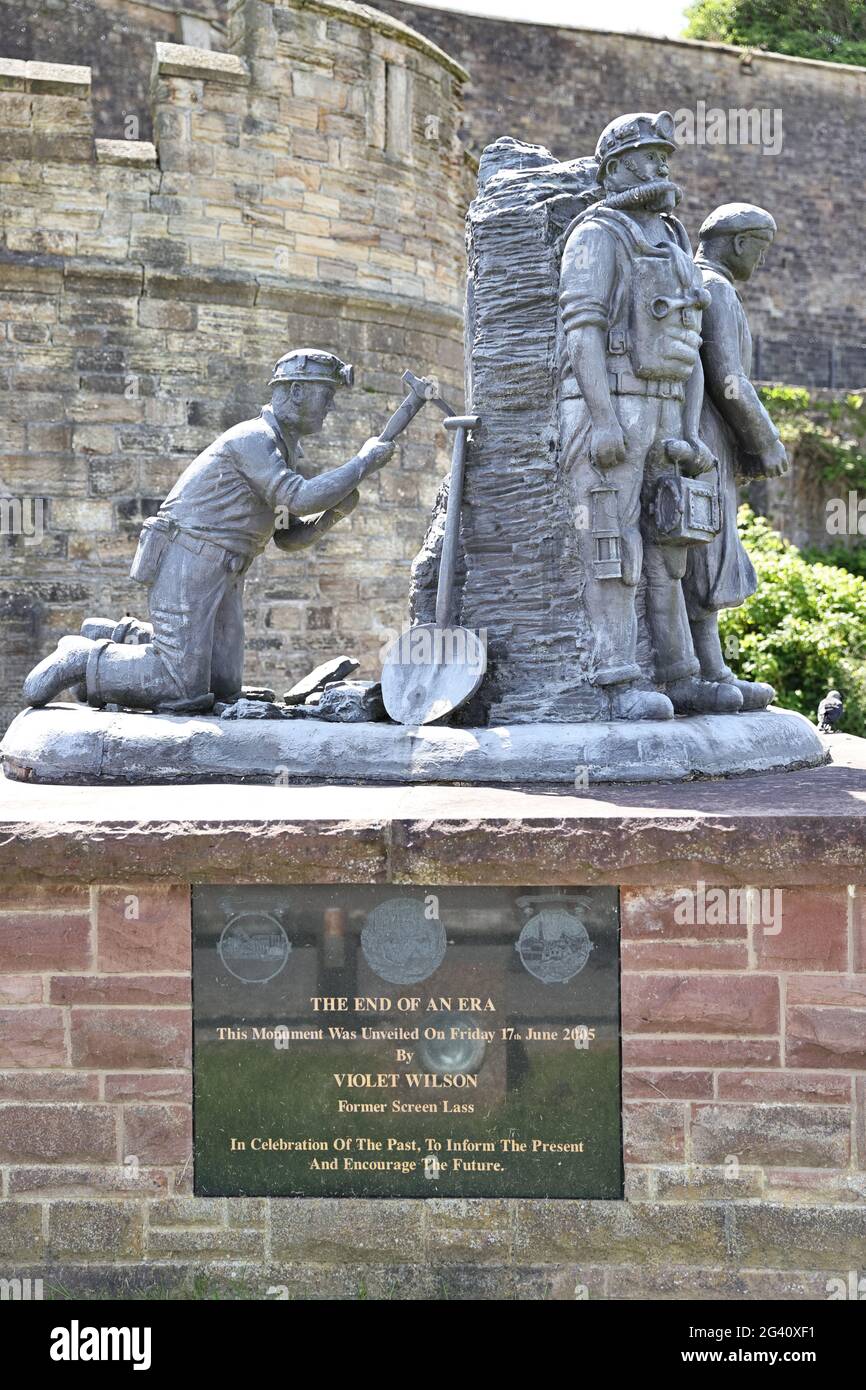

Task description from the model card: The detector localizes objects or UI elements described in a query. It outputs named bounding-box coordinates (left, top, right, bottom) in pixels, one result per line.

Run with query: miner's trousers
left=561, top=391, right=701, bottom=687
left=85, top=531, right=250, bottom=710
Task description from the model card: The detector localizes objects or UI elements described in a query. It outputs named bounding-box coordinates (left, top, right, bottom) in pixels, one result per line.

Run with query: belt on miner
left=607, top=370, right=685, bottom=400
left=169, top=525, right=253, bottom=575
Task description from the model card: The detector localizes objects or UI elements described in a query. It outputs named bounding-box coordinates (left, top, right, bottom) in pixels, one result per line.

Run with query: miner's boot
left=81, top=616, right=153, bottom=644
left=687, top=617, right=774, bottom=712
left=665, top=676, right=743, bottom=714
left=79, top=618, right=117, bottom=641
left=609, top=684, right=675, bottom=721
left=73, top=617, right=154, bottom=702
left=725, top=677, right=775, bottom=711
left=23, top=636, right=100, bottom=708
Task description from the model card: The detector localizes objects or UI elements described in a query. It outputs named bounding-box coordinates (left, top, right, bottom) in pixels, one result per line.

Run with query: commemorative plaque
left=193, top=885, right=622, bottom=1198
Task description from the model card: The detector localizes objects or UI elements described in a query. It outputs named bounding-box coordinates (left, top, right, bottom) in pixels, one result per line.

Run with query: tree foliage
left=684, top=0, right=866, bottom=65
left=759, top=387, right=866, bottom=490
left=719, top=506, right=866, bottom=734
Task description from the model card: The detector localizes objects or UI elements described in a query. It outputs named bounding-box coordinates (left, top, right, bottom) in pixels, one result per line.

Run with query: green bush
left=685, top=0, right=866, bottom=66
left=758, top=387, right=866, bottom=489
left=802, top=540, right=866, bottom=580
left=719, top=505, right=866, bottom=734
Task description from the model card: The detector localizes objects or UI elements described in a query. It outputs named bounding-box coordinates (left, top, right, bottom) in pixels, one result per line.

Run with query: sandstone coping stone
left=95, top=139, right=158, bottom=167
left=0, top=59, right=92, bottom=94
left=152, top=44, right=251, bottom=87
left=286, top=0, right=471, bottom=82
left=0, top=730, right=862, bottom=888
left=0, top=58, right=29, bottom=90
left=63, top=261, right=145, bottom=296
left=0, top=250, right=463, bottom=330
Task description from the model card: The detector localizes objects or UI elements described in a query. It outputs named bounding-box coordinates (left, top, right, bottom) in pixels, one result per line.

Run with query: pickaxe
left=378, top=370, right=457, bottom=442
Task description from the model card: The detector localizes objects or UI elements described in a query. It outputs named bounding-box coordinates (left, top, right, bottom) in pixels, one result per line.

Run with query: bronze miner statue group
left=23, top=111, right=787, bottom=728
left=561, top=110, right=786, bottom=722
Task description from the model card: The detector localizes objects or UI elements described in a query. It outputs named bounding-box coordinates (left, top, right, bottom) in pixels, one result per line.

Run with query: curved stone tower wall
left=9, top=1, right=864, bottom=391
left=0, top=0, right=470, bottom=730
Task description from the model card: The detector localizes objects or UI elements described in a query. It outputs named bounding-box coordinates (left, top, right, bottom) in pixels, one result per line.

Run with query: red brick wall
left=621, top=886, right=866, bottom=1203
left=0, top=883, right=199, bottom=1265
left=0, top=879, right=864, bottom=1284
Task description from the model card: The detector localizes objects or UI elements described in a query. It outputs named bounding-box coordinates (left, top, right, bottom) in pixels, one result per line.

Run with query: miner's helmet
left=268, top=349, right=354, bottom=390
left=595, top=111, right=676, bottom=172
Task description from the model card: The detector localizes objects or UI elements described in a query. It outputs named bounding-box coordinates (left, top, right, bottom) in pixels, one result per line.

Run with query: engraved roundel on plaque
left=417, top=1011, right=486, bottom=1075
left=516, top=909, right=593, bottom=984
left=217, top=912, right=291, bottom=984
left=361, top=897, right=447, bottom=985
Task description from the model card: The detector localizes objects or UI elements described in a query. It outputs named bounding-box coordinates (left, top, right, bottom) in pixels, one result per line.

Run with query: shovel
left=381, top=414, right=487, bottom=725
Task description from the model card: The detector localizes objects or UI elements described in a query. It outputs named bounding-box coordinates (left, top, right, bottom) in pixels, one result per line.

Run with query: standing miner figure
left=23, top=350, right=394, bottom=711
left=559, top=110, right=743, bottom=720
left=684, top=203, right=788, bottom=709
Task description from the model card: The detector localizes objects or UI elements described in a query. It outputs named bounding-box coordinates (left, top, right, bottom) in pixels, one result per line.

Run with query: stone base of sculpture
left=1, top=704, right=826, bottom=786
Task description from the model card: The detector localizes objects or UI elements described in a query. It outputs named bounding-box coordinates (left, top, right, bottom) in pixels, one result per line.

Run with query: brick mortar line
left=0, top=911, right=92, bottom=917
left=622, top=1031, right=781, bottom=1039
left=622, top=1065, right=842, bottom=1071
left=746, top=888, right=757, bottom=971
left=624, top=935, right=751, bottom=942
left=41, top=972, right=193, bottom=978
left=623, top=968, right=849, bottom=976
left=59, top=1002, right=193, bottom=1008
left=90, top=884, right=98, bottom=972
left=1, top=1000, right=190, bottom=1012
left=12, top=1194, right=866, bottom=1207
left=780, top=1000, right=866, bottom=1009
left=0, top=1068, right=192, bottom=1075
left=625, top=1096, right=854, bottom=1106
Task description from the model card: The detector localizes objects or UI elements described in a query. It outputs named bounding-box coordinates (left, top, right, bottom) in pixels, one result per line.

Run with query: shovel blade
left=381, top=623, right=487, bottom=726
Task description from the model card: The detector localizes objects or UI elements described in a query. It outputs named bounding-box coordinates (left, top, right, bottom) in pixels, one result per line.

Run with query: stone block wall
left=11, top=0, right=866, bottom=397
left=383, top=3, right=866, bottom=391
left=0, top=0, right=226, bottom=140
left=1, top=877, right=863, bottom=1297
left=0, top=0, right=471, bottom=733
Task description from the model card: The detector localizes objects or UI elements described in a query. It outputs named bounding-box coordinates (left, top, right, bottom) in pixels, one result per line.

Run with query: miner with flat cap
left=560, top=111, right=742, bottom=720
left=24, top=350, right=394, bottom=710
left=684, top=202, right=789, bottom=709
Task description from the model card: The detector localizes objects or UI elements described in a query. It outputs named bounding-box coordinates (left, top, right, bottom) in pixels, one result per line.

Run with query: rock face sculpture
left=411, top=119, right=786, bottom=726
